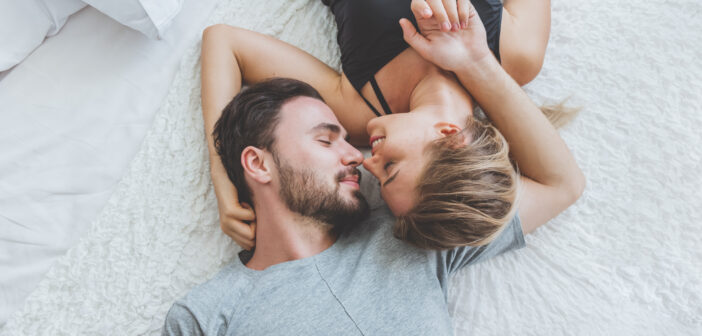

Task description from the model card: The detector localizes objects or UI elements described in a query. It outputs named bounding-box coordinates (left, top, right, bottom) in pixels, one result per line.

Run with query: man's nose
left=341, top=144, right=365, bottom=167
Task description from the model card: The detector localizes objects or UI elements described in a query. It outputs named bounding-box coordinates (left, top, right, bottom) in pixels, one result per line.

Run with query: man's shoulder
left=184, top=262, right=250, bottom=305
left=165, top=262, right=252, bottom=332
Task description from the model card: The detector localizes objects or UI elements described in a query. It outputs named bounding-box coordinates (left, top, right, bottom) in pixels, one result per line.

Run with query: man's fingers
left=425, top=0, right=451, bottom=31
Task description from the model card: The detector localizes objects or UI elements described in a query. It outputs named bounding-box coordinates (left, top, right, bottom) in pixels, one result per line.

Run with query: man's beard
left=274, top=153, right=370, bottom=237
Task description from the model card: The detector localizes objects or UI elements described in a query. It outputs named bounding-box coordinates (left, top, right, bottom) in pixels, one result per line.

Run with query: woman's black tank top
left=322, top=0, right=503, bottom=116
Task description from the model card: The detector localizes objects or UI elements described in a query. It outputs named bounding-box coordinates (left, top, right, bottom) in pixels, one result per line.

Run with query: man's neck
left=245, top=201, right=336, bottom=271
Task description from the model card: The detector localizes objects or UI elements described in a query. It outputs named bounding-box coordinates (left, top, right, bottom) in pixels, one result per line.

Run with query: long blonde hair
left=393, top=102, right=579, bottom=250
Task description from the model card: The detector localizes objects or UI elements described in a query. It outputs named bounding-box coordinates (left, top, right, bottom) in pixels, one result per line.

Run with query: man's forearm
left=455, top=56, right=584, bottom=192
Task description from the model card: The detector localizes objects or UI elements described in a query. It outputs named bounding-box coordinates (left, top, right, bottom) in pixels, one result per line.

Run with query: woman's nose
left=362, top=154, right=377, bottom=172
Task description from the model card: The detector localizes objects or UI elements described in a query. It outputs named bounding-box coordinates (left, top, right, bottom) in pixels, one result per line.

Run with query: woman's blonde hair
left=394, top=102, right=579, bottom=250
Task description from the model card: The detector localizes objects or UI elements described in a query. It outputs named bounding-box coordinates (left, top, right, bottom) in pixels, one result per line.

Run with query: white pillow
left=82, top=0, right=183, bottom=39
left=0, top=0, right=86, bottom=72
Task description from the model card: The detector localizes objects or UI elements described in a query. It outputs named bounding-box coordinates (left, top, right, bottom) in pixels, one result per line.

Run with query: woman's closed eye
left=384, top=161, right=395, bottom=172
left=382, top=162, right=400, bottom=187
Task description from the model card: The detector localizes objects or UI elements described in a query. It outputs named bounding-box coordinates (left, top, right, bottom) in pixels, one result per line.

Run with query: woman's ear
left=434, top=122, right=469, bottom=148
left=241, top=146, right=272, bottom=184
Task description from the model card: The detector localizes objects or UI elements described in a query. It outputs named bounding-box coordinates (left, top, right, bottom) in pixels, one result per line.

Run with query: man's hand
left=218, top=200, right=256, bottom=251
left=401, top=0, right=492, bottom=72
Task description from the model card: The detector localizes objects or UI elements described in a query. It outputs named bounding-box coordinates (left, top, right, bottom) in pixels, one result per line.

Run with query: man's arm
left=161, top=302, right=204, bottom=336
left=400, top=5, right=585, bottom=234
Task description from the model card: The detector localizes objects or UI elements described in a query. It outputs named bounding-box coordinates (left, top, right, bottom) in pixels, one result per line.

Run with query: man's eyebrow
left=310, top=123, right=348, bottom=140
left=382, top=170, right=400, bottom=187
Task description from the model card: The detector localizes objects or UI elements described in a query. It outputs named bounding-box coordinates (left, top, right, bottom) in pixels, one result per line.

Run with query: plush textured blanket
left=3, top=0, right=701, bottom=334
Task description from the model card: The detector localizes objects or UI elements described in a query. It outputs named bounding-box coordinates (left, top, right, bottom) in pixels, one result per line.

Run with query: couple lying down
left=164, top=0, right=585, bottom=334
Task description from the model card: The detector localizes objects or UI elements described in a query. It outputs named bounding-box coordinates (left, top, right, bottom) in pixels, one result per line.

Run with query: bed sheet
left=0, top=0, right=218, bottom=325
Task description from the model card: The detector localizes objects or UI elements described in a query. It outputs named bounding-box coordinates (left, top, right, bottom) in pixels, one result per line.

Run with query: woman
left=201, top=0, right=584, bottom=250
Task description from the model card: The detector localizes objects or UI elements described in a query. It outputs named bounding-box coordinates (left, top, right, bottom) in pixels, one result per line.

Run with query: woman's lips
left=369, top=135, right=383, bottom=147
left=369, top=136, right=385, bottom=155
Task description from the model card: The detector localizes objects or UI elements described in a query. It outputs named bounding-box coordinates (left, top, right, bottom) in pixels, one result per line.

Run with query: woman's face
left=363, top=112, right=459, bottom=215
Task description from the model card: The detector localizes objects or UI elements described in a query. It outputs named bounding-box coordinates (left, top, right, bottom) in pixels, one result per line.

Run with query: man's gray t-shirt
left=162, top=206, right=525, bottom=335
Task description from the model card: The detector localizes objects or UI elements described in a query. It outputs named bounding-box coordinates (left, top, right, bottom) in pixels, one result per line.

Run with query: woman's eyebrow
left=382, top=170, right=400, bottom=187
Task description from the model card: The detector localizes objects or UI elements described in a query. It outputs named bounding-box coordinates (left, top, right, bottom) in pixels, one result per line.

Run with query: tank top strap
left=369, top=77, right=393, bottom=115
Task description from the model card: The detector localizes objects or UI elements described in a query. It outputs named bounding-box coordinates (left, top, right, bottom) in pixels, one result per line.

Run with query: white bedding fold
left=0, top=0, right=219, bottom=326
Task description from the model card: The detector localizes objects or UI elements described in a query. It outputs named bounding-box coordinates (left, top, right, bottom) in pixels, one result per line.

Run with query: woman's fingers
left=463, top=1, right=483, bottom=30
left=232, top=235, right=255, bottom=251
left=409, top=0, right=442, bottom=34
left=410, top=0, right=433, bottom=19
left=425, top=0, right=451, bottom=31
left=441, top=0, right=460, bottom=31
left=228, top=202, right=256, bottom=221
left=219, top=202, right=257, bottom=250
left=400, top=18, right=430, bottom=56
left=221, top=216, right=255, bottom=239
left=222, top=219, right=256, bottom=249
left=456, top=0, right=471, bottom=29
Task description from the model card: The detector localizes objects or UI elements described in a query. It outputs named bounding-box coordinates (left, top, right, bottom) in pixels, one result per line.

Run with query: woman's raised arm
left=201, top=25, right=256, bottom=250
left=399, top=7, right=585, bottom=234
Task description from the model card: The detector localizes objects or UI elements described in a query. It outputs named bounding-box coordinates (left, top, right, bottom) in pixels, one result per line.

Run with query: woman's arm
left=200, top=24, right=354, bottom=248
left=410, top=0, right=549, bottom=86
left=201, top=25, right=256, bottom=250
left=400, top=7, right=585, bottom=234
left=454, top=56, right=585, bottom=234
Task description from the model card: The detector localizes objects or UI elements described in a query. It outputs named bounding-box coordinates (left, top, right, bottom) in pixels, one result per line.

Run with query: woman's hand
left=211, top=161, right=256, bottom=250
left=401, top=1, right=492, bottom=72
left=411, top=0, right=474, bottom=32
left=217, top=199, right=256, bottom=251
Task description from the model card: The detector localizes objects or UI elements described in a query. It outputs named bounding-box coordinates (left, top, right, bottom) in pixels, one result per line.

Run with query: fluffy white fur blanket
left=3, top=0, right=701, bottom=334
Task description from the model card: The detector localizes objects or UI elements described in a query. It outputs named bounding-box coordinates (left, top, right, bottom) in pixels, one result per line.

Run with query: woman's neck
left=409, top=67, right=474, bottom=126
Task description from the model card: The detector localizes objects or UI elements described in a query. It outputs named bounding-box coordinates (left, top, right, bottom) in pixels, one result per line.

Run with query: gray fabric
left=162, top=206, right=525, bottom=336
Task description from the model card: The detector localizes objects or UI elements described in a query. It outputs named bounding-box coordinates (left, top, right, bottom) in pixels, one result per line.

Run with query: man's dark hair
left=212, top=78, right=324, bottom=205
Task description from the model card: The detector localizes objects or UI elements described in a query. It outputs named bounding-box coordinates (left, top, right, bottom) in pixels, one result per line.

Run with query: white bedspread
left=0, top=0, right=219, bottom=327
left=3, top=0, right=701, bottom=334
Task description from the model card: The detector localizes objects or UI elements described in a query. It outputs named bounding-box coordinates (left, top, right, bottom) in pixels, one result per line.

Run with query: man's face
left=270, top=97, right=369, bottom=234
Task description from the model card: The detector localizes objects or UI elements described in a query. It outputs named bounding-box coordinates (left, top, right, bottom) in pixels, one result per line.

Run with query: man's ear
left=434, top=122, right=469, bottom=148
left=241, top=146, right=273, bottom=184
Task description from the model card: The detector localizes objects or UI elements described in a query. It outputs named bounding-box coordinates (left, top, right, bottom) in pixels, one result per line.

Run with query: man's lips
left=339, top=173, right=360, bottom=188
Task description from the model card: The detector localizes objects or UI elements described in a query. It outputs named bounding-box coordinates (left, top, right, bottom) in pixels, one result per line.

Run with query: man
left=161, top=78, right=525, bottom=335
